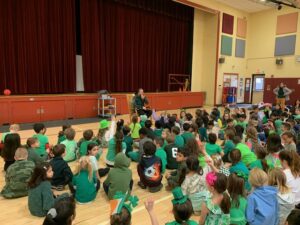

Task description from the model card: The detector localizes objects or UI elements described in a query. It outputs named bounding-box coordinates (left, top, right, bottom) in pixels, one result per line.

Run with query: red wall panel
left=264, top=78, right=300, bottom=104
left=0, top=92, right=205, bottom=124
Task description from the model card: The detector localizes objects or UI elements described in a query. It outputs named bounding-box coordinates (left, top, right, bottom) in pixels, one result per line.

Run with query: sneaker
left=149, top=184, right=163, bottom=193
left=137, top=181, right=147, bottom=189
left=51, top=185, right=64, bottom=191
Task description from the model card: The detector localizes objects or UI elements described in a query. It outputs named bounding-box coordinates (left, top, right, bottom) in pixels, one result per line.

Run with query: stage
left=0, top=92, right=205, bottom=124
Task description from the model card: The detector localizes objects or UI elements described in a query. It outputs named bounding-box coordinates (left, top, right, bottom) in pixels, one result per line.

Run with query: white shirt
left=283, top=168, right=300, bottom=204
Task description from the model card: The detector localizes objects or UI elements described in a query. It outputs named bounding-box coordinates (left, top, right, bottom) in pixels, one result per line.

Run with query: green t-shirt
left=164, top=143, right=178, bottom=170
left=224, top=140, right=235, bottom=155
left=154, top=128, right=163, bottom=137
left=155, top=147, right=167, bottom=173
left=236, top=121, right=248, bottom=130
left=32, top=134, right=49, bottom=157
left=129, top=123, right=141, bottom=139
left=175, top=135, right=184, bottom=148
left=235, top=143, right=257, bottom=166
left=79, top=140, right=98, bottom=157
left=205, top=143, right=222, bottom=156
left=230, top=196, right=247, bottom=225
left=181, top=132, right=194, bottom=144
left=61, top=139, right=77, bottom=162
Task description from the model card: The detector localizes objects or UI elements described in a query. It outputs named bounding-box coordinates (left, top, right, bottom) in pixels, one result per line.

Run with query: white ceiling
left=214, top=0, right=275, bottom=13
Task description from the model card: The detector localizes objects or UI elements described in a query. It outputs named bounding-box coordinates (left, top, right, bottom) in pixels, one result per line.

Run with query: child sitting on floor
left=106, top=130, right=127, bottom=167
left=154, top=120, right=163, bottom=137
left=205, top=133, right=223, bottom=156
left=281, top=131, right=297, bottom=152
left=154, top=137, right=167, bottom=174
left=1, top=124, right=20, bottom=144
left=228, top=173, right=247, bottom=225
left=28, top=162, right=69, bottom=217
left=86, top=143, right=109, bottom=179
left=181, top=123, right=194, bottom=144
left=123, top=125, right=133, bottom=157
left=26, top=137, right=47, bottom=165
left=57, top=125, right=71, bottom=144
left=104, top=152, right=132, bottom=200
left=246, top=168, right=279, bottom=225
left=50, top=144, right=73, bottom=191
left=181, top=156, right=206, bottom=215
left=96, top=117, right=116, bottom=148
left=145, top=187, right=198, bottom=225
left=233, top=136, right=257, bottom=167
left=32, top=123, right=49, bottom=157
left=72, top=156, right=99, bottom=204
left=166, top=146, right=190, bottom=190
left=265, top=133, right=284, bottom=168
left=268, top=168, right=295, bottom=225
left=199, top=172, right=231, bottom=225
left=137, top=141, right=163, bottom=192
left=42, top=196, right=76, bottom=225
left=78, top=129, right=97, bottom=157
left=229, top=149, right=250, bottom=191
left=249, top=145, right=271, bottom=172
left=171, top=126, right=184, bottom=148
left=1, top=148, right=35, bottom=198
left=61, top=128, right=77, bottom=162
left=129, top=114, right=142, bottom=140
left=164, top=133, right=179, bottom=170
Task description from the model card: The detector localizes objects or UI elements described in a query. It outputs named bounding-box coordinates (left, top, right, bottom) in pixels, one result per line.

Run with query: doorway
left=251, top=74, right=265, bottom=104
left=244, top=78, right=251, bottom=104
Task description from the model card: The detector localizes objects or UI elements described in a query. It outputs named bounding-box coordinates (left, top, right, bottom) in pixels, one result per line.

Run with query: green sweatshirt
left=28, top=181, right=68, bottom=217
left=104, top=153, right=132, bottom=200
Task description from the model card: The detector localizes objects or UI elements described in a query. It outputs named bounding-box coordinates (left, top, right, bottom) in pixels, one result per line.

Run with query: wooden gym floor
left=0, top=109, right=201, bottom=225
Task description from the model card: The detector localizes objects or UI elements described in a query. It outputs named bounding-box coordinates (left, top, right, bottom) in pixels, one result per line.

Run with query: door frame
left=244, top=78, right=251, bottom=104
left=251, top=74, right=265, bottom=104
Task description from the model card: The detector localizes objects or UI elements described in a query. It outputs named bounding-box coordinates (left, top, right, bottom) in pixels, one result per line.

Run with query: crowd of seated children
left=1, top=98, right=300, bottom=225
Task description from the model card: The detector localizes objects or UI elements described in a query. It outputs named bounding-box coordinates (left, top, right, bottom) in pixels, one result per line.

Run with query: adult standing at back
left=134, top=88, right=152, bottom=118
left=273, top=82, right=292, bottom=110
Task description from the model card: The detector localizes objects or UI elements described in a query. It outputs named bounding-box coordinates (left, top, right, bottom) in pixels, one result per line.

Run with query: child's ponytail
left=220, top=192, right=231, bottom=214
left=115, top=131, right=124, bottom=154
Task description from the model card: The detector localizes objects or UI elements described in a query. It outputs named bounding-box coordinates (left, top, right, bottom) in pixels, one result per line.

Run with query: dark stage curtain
left=80, top=0, right=194, bottom=92
left=0, top=0, right=76, bottom=94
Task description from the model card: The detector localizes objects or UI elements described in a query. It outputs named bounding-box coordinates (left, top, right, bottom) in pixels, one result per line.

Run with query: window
left=253, top=77, right=264, bottom=91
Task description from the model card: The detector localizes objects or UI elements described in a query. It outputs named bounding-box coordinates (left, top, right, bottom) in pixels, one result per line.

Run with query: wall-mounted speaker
left=219, top=57, right=225, bottom=64
left=276, top=58, right=283, bottom=65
